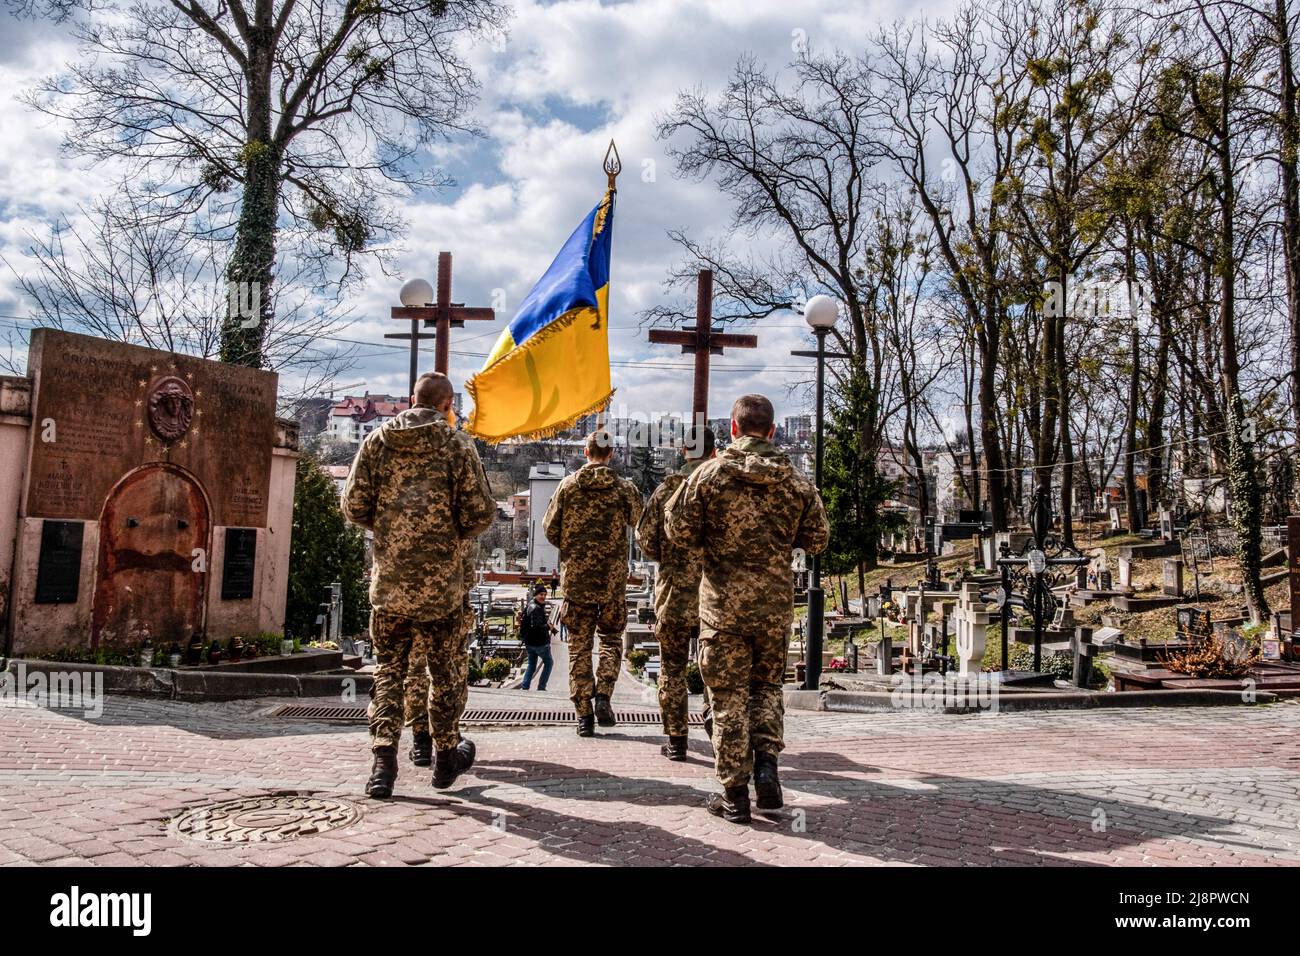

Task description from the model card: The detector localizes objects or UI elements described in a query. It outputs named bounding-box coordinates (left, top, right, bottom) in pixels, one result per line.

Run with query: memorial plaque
left=25, top=329, right=277, bottom=526
left=34, top=519, right=84, bottom=604
left=221, top=528, right=257, bottom=600
left=1176, top=606, right=1212, bottom=642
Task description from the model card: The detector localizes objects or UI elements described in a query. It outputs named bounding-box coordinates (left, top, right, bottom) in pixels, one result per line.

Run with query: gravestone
left=0, top=329, right=299, bottom=655
left=952, top=582, right=989, bottom=678
left=1109, top=507, right=1121, bottom=532
left=1159, top=509, right=1174, bottom=542
left=1162, top=558, right=1184, bottom=598
left=1118, top=554, right=1132, bottom=590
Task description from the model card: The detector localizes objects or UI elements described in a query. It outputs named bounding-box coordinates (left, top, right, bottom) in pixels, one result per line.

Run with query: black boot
left=576, top=714, right=595, bottom=737
left=593, top=693, right=616, bottom=727
left=661, top=735, right=688, bottom=761
left=753, top=751, right=783, bottom=810
left=365, top=746, right=398, bottom=800
left=408, top=730, right=432, bottom=767
left=705, top=786, right=751, bottom=824
left=432, top=737, right=476, bottom=789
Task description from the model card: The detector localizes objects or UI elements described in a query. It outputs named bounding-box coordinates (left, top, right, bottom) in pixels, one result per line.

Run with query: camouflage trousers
left=656, top=619, right=697, bottom=737
left=370, top=608, right=468, bottom=752
left=698, top=625, right=787, bottom=788
left=564, top=598, right=625, bottom=716
left=403, top=595, right=473, bottom=737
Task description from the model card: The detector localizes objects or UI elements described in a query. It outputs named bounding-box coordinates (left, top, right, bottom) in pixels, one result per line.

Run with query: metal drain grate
left=268, top=704, right=704, bottom=726
left=269, top=704, right=367, bottom=721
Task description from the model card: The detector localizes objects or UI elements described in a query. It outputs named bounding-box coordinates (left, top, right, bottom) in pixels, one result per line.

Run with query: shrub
left=628, top=649, right=650, bottom=672
left=468, top=660, right=483, bottom=684
left=685, top=661, right=705, bottom=695
left=482, top=657, right=511, bottom=682
left=1162, top=633, right=1260, bottom=679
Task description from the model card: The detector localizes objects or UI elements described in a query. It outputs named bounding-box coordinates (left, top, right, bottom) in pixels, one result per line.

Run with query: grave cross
left=387, top=251, right=495, bottom=396
left=648, top=270, right=758, bottom=424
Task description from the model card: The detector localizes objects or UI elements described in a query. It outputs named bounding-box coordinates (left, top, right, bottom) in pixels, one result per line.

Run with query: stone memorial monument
left=0, top=330, right=299, bottom=656
left=952, top=583, right=989, bottom=678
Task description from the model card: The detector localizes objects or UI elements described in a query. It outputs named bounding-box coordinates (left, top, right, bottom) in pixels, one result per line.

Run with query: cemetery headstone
left=952, top=582, right=989, bottom=678
left=1162, top=557, right=1184, bottom=598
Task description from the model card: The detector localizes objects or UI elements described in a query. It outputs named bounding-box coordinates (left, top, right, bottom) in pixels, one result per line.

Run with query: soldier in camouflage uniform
left=635, top=425, right=715, bottom=760
left=403, top=537, right=477, bottom=767
left=343, top=372, right=495, bottom=798
left=666, top=395, right=828, bottom=823
left=543, top=430, right=642, bottom=736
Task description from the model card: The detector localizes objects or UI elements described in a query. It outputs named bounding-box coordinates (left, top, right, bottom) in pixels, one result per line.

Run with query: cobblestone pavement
left=1, top=693, right=1298, bottom=866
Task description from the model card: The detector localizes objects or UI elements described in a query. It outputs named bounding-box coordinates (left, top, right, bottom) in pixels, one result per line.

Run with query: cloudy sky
left=0, top=0, right=949, bottom=422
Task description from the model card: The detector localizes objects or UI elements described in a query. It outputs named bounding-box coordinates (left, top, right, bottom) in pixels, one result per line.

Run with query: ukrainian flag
left=465, top=190, right=616, bottom=442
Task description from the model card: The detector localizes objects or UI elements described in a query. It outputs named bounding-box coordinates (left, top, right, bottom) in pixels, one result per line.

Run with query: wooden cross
left=387, top=251, right=495, bottom=396
left=647, top=270, right=757, bottom=424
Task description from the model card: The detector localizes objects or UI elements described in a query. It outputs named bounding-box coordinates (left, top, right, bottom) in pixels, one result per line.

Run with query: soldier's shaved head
left=585, top=429, right=615, bottom=461
left=731, top=394, right=775, bottom=439
left=413, top=372, right=454, bottom=410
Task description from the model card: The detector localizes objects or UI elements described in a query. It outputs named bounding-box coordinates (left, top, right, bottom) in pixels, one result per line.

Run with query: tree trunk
left=1124, top=323, right=1142, bottom=534
left=1274, top=0, right=1300, bottom=451
left=222, top=15, right=277, bottom=368
left=1213, top=75, right=1269, bottom=622
left=978, top=301, right=1008, bottom=531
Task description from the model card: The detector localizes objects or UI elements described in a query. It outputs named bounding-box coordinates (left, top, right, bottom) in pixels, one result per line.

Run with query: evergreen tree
left=821, top=363, right=904, bottom=604
left=629, top=443, right=666, bottom=498
left=286, top=454, right=368, bottom=640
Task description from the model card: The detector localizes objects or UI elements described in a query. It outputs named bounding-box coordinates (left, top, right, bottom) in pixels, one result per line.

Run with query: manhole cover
left=170, top=794, right=362, bottom=843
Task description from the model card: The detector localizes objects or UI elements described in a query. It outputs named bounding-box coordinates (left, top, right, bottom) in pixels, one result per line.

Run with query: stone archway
left=91, top=463, right=210, bottom=650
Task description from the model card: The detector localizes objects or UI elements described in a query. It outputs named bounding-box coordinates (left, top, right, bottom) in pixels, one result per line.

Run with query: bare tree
left=5, top=189, right=354, bottom=398
left=13, top=0, right=506, bottom=367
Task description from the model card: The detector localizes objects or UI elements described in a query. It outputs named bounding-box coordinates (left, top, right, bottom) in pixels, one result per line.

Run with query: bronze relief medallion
left=146, top=375, right=195, bottom=443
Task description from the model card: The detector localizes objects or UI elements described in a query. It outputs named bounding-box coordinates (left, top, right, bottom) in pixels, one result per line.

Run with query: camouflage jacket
left=542, top=463, right=642, bottom=606
left=665, top=436, right=828, bottom=638
left=636, top=459, right=706, bottom=627
left=342, top=407, right=495, bottom=620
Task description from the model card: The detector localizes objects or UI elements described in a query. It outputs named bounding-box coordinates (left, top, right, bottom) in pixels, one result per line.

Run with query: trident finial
left=604, top=139, right=622, bottom=191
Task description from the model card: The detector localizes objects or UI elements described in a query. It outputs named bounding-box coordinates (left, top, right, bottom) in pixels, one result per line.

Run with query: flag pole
left=596, top=140, right=621, bottom=433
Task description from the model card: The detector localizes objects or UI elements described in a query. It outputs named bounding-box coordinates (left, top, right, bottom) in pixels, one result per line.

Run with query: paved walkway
left=500, top=636, right=701, bottom=711
left=2, top=692, right=1298, bottom=866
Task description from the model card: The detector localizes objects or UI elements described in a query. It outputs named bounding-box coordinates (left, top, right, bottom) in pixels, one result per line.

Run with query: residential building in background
left=327, top=394, right=410, bottom=446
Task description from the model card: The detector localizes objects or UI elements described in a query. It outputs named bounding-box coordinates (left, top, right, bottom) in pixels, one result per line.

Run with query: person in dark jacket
left=518, top=584, right=556, bottom=691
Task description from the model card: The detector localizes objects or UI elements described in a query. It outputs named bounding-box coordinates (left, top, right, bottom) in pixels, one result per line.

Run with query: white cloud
left=0, top=0, right=955, bottom=418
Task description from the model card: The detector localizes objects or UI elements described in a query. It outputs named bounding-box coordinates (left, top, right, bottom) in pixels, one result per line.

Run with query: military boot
left=593, top=693, right=616, bottom=727
left=576, top=715, right=595, bottom=737
left=408, top=730, right=433, bottom=767
left=753, top=751, right=783, bottom=810
left=661, top=735, right=688, bottom=761
left=365, top=746, right=398, bottom=800
left=705, top=786, right=751, bottom=824
left=432, top=737, right=476, bottom=789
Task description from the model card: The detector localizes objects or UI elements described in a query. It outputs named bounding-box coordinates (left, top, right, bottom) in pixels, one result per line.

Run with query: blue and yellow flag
left=465, top=190, right=616, bottom=442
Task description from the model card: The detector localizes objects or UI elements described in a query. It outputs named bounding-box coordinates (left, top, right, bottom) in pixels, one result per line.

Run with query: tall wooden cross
left=648, top=270, right=758, bottom=426
left=387, top=251, right=495, bottom=397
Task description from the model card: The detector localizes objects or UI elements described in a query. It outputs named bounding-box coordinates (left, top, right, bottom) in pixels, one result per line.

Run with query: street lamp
left=400, top=278, right=434, bottom=307
left=796, top=294, right=840, bottom=690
